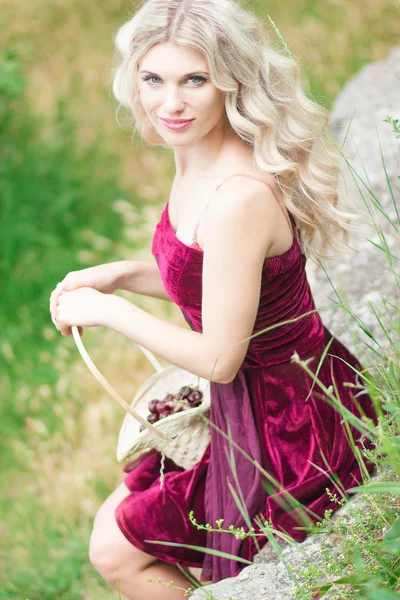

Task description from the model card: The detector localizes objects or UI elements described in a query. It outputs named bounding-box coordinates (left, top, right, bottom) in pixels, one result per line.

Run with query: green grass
left=0, top=48, right=141, bottom=598
left=0, top=1, right=399, bottom=598
left=0, top=50, right=150, bottom=473
left=2, top=494, right=107, bottom=600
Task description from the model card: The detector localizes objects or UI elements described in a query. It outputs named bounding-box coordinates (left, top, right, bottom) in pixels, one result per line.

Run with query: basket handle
left=71, top=326, right=169, bottom=441
left=136, top=344, right=164, bottom=373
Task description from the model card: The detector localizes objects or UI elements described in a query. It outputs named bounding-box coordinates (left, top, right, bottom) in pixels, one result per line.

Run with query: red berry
left=191, top=398, right=203, bottom=407
left=179, top=386, right=191, bottom=398
left=147, top=413, right=159, bottom=423
left=156, top=400, right=166, bottom=412
left=187, top=390, right=203, bottom=407
left=148, top=399, right=158, bottom=413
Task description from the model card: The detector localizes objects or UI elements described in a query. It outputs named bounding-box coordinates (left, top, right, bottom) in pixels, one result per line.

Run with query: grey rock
left=306, top=46, right=400, bottom=364
left=191, top=470, right=381, bottom=600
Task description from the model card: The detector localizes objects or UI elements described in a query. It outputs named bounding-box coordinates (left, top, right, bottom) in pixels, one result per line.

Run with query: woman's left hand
left=54, top=287, right=110, bottom=336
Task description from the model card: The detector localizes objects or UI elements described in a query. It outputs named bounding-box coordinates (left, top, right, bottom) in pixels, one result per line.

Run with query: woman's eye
left=189, top=76, right=206, bottom=84
left=143, top=75, right=161, bottom=84
left=142, top=75, right=206, bottom=85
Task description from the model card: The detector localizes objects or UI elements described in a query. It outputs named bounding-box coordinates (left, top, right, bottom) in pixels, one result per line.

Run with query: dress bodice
left=151, top=201, right=325, bottom=368
left=119, top=198, right=378, bottom=587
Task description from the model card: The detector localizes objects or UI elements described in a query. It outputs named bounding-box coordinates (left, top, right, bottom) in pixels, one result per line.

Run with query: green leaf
left=365, top=587, right=400, bottom=600
left=381, top=518, right=400, bottom=553
left=353, top=547, right=366, bottom=572
left=312, top=573, right=369, bottom=593
left=381, top=537, right=400, bottom=553
left=383, top=518, right=400, bottom=541
left=143, top=540, right=253, bottom=565
left=347, top=483, right=400, bottom=495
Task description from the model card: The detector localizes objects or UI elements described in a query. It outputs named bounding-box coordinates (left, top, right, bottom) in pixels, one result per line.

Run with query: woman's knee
left=89, top=482, right=156, bottom=583
left=89, top=519, right=157, bottom=584
left=89, top=523, right=120, bottom=582
left=89, top=482, right=131, bottom=581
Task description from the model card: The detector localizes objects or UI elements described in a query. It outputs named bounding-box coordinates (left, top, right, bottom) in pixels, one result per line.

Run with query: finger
left=50, top=286, right=64, bottom=324
left=57, top=319, right=71, bottom=336
left=51, top=292, right=63, bottom=328
left=50, top=295, right=60, bottom=326
left=61, top=326, right=83, bottom=337
left=49, top=290, right=57, bottom=320
left=66, top=326, right=83, bottom=336
left=64, top=325, right=82, bottom=337
left=54, top=303, right=66, bottom=333
left=51, top=299, right=62, bottom=329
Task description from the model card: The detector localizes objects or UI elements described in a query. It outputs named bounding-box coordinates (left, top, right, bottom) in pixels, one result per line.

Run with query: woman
left=49, top=0, right=379, bottom=597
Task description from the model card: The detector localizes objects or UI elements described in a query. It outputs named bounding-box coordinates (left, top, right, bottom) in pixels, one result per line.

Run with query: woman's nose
left=163, top=86, right=185, bottom=112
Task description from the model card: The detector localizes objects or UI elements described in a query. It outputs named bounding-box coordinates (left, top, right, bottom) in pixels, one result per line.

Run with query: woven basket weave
left=71, top=326, right=211, bottom=470
left=118, top=363, right=211, bottom=469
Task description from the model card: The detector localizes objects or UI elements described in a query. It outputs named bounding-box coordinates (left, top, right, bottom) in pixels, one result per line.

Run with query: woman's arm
left=100, top=179, right=277, bottom=384
left=117, top=260, right=173, bottom=302
left=103, top=295, right=225, bottom=383
left=56, top=179, right=278, bottom=383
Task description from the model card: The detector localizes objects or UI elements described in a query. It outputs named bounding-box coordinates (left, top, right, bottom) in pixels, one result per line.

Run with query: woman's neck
left=172, top=126, right=252, bottom=180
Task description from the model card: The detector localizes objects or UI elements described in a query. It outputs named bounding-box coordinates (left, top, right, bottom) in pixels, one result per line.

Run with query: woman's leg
left=89, top=482, right=196, bottom=599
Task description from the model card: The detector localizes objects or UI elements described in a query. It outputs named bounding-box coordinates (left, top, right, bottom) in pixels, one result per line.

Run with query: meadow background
left=1, top=0, right=399, bottom=598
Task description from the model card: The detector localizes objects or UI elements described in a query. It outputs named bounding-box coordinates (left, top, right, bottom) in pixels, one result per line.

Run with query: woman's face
left=136, top=41, right=226, bottom=145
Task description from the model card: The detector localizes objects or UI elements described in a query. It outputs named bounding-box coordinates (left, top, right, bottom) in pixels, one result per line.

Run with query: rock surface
left=191, top=471, right=379, bottom=600
left=306, top=46, right=400, bottom=363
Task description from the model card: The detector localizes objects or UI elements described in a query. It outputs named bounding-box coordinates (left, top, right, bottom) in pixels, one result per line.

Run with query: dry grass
left=5, top=0, right=399, bottom=187
left=2, top=0, right=398, bottom=596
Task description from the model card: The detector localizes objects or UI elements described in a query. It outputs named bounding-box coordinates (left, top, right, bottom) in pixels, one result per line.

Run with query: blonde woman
left=49, top=0, right=378, bottom=597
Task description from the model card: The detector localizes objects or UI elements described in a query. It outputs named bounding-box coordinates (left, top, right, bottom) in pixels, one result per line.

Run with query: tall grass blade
left=142, top=540, right=253, bottom=565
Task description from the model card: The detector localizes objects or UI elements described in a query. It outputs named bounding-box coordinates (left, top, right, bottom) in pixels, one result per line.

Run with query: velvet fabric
left=115, top=201, right=378, bottom=584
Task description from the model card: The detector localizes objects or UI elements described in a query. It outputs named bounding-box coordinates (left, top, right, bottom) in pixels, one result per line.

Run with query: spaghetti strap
left=214, top=172, right=274, bottom=193
left=192, top=172, right=295, bottom=245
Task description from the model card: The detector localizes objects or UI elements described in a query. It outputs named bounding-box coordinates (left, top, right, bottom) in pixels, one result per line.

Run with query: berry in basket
left=139, top=386, right=204, bottom=432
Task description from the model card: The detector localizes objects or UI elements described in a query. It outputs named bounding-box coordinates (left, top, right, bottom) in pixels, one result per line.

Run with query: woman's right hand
left=49, top=262, right=126, bottom=331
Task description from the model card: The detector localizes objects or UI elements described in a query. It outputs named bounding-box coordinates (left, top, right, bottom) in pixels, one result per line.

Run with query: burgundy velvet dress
left=115, top=198, right=378, bottom=584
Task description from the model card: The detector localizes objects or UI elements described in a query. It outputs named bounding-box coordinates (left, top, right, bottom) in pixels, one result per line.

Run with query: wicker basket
left=71, top=326, right=211, bottom=470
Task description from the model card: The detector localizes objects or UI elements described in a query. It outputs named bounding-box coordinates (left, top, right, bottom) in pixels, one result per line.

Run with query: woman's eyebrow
left=139, top=70, right=209, bottom=77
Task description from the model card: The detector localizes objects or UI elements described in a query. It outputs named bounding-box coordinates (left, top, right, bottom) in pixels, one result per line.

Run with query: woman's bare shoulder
left=205, top=174, right=293, bottom=258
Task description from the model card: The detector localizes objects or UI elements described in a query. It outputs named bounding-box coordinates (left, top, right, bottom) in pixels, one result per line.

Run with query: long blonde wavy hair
left=111, top=0, right=359, bottom=261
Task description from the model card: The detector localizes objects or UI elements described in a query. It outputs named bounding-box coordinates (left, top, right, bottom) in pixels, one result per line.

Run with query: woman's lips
left=159, top=118, right=195, bottom=130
